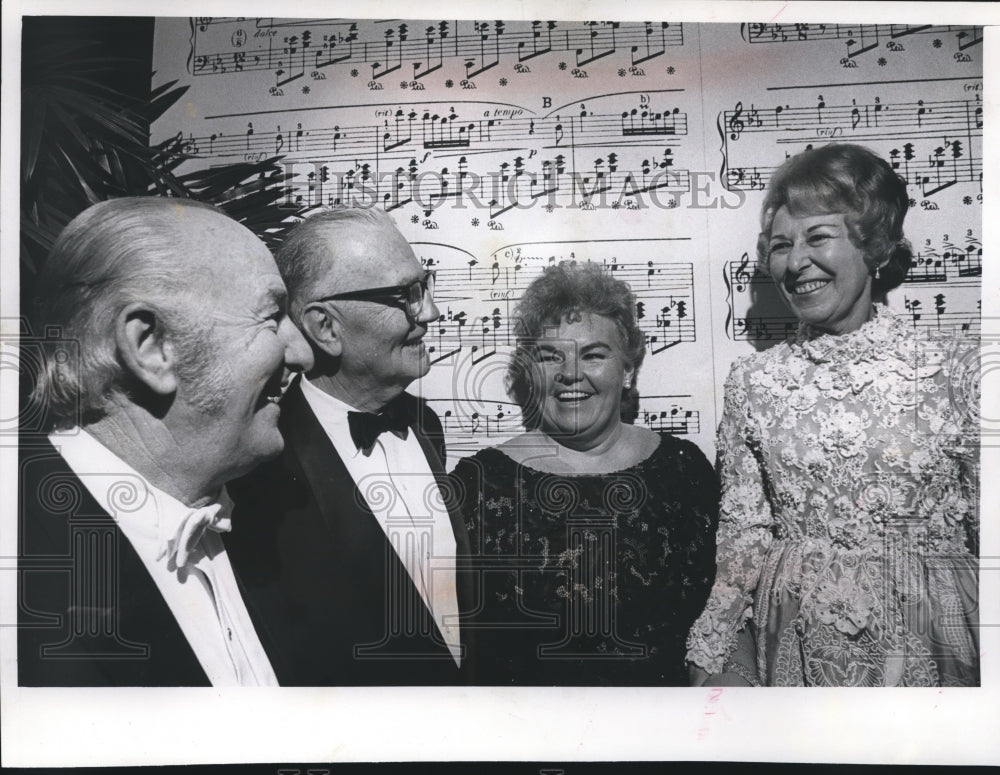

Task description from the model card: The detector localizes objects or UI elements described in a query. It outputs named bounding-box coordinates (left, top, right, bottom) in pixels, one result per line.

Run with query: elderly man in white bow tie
left=17, top=197, right=313, bottom=686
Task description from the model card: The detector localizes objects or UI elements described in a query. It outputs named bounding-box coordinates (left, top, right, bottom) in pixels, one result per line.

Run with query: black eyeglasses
left=313, top=270, right=436, bottom=320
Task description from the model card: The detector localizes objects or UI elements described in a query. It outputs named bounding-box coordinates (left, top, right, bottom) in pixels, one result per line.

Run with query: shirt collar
left=48, top=427, right=231, bottom=567
left=298, top=376, right=358, bottom=425
left=300, top=377, right=424, bottom=460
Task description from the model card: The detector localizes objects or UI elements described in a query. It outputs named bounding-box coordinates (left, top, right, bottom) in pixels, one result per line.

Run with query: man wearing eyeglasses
left=226, top=207, right=473, bottom=685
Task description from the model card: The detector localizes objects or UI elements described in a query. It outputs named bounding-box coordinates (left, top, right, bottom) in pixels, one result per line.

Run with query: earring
left=623, top=377, right=632, bottom=389
left=875, top=266, right=881, bottom=280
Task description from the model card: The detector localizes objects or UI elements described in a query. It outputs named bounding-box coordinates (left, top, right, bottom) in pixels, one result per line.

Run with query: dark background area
left=19, top=16, right=156, bottom=423
left=19, top=14, right=306, bottom=307
left=22, top=16, right=155, bottom=102
left=18, top=14, right=309, bottom=433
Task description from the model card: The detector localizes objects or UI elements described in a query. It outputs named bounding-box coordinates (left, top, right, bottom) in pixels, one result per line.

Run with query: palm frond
left=22, top=22, right=311, bottom=291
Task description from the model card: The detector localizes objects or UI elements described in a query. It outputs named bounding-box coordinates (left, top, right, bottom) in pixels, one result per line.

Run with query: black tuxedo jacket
left=226, top=383, right=475, bottom=686
left=16, top=439, right=288, bottom=686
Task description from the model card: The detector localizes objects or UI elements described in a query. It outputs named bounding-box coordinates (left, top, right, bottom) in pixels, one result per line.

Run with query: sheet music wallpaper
left=151, top=18, right=983, bottom=467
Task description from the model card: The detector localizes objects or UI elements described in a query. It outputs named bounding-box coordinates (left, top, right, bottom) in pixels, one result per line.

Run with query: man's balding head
left=273, top=207, right=437, bottom=412
left=274, top=207, right=400, bottom=323
left=32, top=196, right=314, bottom=498
left=33, top=198, right=233, bottom=428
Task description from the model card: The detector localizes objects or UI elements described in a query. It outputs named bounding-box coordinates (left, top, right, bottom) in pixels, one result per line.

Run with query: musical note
left=189, top=19, right=688, bottom=85
left=720, top=96, right=981, bottom=195
left=156, top=16, right=982, bottom=470
left=576, top=21, right=619, bottom=67
left=742, top=22, right=978, bottom=65
left=631, top=22, right=670, bottom=66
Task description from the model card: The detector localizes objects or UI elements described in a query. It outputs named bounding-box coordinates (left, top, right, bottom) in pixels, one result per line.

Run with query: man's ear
left=114, top=303, right=178, bottom=396
left=300, top=304, right=343, bottom=358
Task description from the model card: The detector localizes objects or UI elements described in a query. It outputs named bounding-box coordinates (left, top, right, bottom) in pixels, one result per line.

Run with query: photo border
left=2, top=0, right=998, bottom=766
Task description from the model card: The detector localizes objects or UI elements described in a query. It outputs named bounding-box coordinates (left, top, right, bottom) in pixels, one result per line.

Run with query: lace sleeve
left=686, top=356, right=775, bottom=674
left=941, top=333, right=981, bottom=557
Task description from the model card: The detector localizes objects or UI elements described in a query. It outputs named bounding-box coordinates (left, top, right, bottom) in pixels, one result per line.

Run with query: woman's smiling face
left=528, top=312, right=633, bottom=450
left=767, top=206, right=876, bottom=335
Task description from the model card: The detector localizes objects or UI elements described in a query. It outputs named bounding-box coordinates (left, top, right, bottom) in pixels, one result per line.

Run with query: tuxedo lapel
left=408, top=399, right=476, bottom=677
left=18, top=440, right=209, bottom=686
left=272, top=383, right=468, bottom=682
left=229, top=559, right=293, bottom=683
left=281, top=383, right=461, bottom=563
left=278, top=382, right=374, bottom=550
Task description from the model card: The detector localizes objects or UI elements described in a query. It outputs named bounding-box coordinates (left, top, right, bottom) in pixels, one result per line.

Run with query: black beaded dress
left=450, top=432, right=719, bottom=685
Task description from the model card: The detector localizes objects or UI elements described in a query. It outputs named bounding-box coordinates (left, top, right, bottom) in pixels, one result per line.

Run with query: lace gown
left=686, top=307, right=980, bottom=686
left=451, top=433, right=719, bottom=685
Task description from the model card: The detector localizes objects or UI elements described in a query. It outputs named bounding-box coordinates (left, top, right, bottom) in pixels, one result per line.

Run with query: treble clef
left=734, top=252, right=752, bottom=293
left=728, top=101, right=745, bottom=141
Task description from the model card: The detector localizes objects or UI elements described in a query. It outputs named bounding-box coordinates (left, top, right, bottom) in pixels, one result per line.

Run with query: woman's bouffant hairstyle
left=756, top=143, right=912, bottom=298
left=506, top=261, right=646, bottom=426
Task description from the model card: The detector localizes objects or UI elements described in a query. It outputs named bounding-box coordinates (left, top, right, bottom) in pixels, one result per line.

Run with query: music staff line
left=190, top=19, right=685, bottom=86
left=422, top=262, right=697, bottom=364
left=718, top=93, right=982, bottom=197
left=273, top=162, right=691, bottom=218
left=723, top=254, right=981, bottom=343
left=728, top=309, right=980, bottom=343
left=723, top=97, right=981, bottom=140
left=181, top=106, right=690, bottom=160
left=740, top=23, right=981, bottom=59
left=723, top=153, right=982, bottom=197
left=425, top=299, right=696, bottom=364
left=725, top=248, right=982, bottom=294
left=431, top=395, right=702, bottom=443
left=431, top=258, right=695, bottom=295
left=722, top=139, right=982, bottom=197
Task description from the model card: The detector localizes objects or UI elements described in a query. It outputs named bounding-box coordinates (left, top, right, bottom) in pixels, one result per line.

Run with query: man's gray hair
left=275, top=206, right=398, bottom=321
left=32, top=197, right=224, bottom=430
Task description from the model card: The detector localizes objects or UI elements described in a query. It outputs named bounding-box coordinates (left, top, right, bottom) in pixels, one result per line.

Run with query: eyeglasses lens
left=406, top=272, right=435, bottom=318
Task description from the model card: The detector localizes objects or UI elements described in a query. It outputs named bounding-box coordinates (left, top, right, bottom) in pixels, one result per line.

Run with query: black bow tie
left=347, top=397, right=413, bottom=456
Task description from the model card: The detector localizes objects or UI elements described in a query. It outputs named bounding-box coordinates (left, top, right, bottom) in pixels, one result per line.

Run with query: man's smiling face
left=319, top=221, right=439, bottom=409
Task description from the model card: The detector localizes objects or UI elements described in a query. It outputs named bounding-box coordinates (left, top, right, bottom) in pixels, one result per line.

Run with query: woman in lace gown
left=686, top=144, right=980, bottom=687
left=451, top=262, right=719, bottom=685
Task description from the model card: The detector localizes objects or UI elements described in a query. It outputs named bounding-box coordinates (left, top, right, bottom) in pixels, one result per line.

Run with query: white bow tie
left=157, top=500, right=233, bottom=568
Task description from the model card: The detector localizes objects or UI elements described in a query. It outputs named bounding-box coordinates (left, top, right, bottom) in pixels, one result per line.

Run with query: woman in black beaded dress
left=450, top=261, right=719, bottom=685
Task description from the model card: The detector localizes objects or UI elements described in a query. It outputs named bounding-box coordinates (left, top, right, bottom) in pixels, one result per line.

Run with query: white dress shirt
left=299, top=377, right=462, bottom=665
left=49, top=428, right=278, bottom=686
